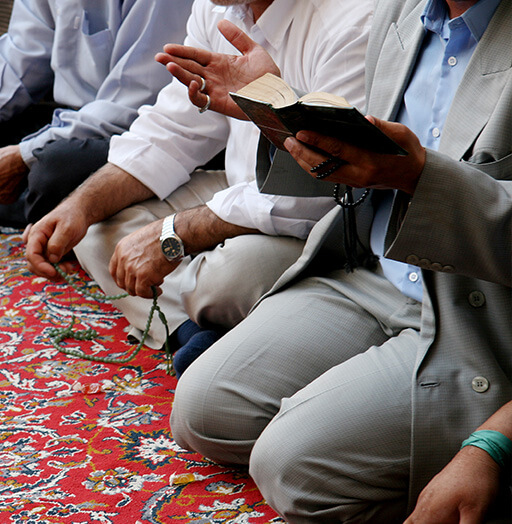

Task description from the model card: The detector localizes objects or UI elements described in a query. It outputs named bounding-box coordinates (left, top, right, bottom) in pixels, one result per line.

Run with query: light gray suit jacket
left=261, top=0, right=512, bottom=509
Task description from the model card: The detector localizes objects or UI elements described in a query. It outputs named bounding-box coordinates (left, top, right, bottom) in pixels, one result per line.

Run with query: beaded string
left=48, top=263, right=173, bottom=375
left=333, top=184, right=370, bottom=208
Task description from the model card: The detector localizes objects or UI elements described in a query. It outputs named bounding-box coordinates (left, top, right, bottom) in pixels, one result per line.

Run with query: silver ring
left=199, top=76, right=206, bottom=93
left=199, top=94, right=211, bottom=114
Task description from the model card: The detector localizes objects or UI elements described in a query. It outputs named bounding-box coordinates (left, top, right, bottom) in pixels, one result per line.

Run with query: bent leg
left=25, top=137, right=110, bottom=223
left=171, top=267, right=421, bottom=465
left=74, top=170, right=229, bottom=348
left=250, top=329, right=419, bottom=523
left=181, top=234, right=305, bottom=330
left=75, top=201, right=191, bottom=348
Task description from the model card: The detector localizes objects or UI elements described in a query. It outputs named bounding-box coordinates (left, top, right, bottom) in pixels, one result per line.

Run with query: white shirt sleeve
left=108, top=80, right=230, bottom=199
left=0, top=0, right=54, bottom=119
left=207, top=181, right=335, bottom=239
left=107, top=0, right=231, bottom=198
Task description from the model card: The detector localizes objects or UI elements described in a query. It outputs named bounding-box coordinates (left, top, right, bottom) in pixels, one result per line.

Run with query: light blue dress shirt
left=370, top=0, right=501, bottom=302
left=0, top=0, right=193, bottom=164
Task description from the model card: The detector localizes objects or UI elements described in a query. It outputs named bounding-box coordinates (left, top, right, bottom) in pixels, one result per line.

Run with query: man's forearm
left=174, top=205, right=258, bottom=255
left=476, top=400, right=512, bottom=440
left=66, top=162, right=155, bottom=226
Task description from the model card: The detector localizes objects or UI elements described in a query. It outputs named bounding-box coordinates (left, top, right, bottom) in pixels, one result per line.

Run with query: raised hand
left=155, top=19, right=280, bottom=119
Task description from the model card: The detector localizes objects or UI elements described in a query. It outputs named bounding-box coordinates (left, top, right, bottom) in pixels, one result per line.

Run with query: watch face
left=161, top=237, right=183, bottom=259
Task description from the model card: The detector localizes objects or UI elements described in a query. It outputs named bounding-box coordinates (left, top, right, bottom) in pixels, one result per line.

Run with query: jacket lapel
left=439, top=0, right=512, bottom=159
left=367, top=1, right=427, bottom=120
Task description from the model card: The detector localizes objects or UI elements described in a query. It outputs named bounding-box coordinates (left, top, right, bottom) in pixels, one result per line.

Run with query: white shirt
left=0, top=0, right=193, bottom=165
left=109, top=0, right=373, bottom=239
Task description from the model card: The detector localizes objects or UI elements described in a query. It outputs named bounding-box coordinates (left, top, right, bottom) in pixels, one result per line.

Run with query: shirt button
left=432, top=127, right=441, bottom=138
left=408, top=272, right=419, bottom=283
left=448, top=56, right=457, bottom=66
left=468, top=290, right=486, bottom=308
left=471, top=376, right=489, bottom=393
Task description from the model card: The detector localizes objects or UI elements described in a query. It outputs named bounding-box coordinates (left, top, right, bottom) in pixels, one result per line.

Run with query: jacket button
left=468, top=290, right=486, bottom=308
left=471, top=376, right=489, bottom=393
left=431, top=262, right=442, bottom=271
left=442, top=265, right=455, bottom=273
left=406, top=254, right=419, bottom=265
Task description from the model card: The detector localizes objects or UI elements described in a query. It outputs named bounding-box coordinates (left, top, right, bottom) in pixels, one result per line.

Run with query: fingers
left=188, top=79, right=210, bottom=111
left=109, top=245, right=166, bottom=299
left=155, top=44, right=210, bottom=90
left=159, top=55, right=202, bottom=82
left=159, top=43, right=211, bottom=66
left=295, top=130, right=346, bottom=158
left=156, top=52, right=211, bottom=111
left=284, top=136, right=335, bottom=174
left=25, top=228, right=59, bottom=280
left=45, top=226, right=80, bottom=264
left=157, top=52, right=204, bottom=76
left=217, top=19, right=257, bottom=55
left=25, top=211, right=87, bottom=280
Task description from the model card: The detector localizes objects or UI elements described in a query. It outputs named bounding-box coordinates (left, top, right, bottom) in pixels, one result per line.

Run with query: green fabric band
left=461, top=430, right=512, bottom=469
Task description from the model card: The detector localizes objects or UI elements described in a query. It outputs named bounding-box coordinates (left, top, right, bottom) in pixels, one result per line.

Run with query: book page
left=299, top=92, right=351, bottom=108
left=234, top=73, right=298, bottom=108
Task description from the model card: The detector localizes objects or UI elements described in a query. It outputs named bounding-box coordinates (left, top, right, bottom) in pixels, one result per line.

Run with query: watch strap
left=160, top=214, right=177, bottom=241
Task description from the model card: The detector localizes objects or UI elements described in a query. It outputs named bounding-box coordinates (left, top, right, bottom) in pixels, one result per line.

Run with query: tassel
left=335, top=185, right=379, bottom=272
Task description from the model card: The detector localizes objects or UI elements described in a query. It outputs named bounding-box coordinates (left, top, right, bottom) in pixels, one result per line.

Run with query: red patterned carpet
left=0, top=229, right=283, bottom=524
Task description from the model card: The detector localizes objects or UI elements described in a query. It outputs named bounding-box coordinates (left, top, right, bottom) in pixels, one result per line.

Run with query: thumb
left=46, top=228, right=79, bottom=264
left=365, top=114, right=413, bottom=146
left=365, top=114, right=404, bottom=135
left=365, top=114, right=389, bottom=130
left=217, top=19, right=258, bottom=55
left=22, top=223, right=32, bottom=244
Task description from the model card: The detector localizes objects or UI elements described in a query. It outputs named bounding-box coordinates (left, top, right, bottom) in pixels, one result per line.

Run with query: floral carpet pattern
left=0, top=229, right=283, bottom=524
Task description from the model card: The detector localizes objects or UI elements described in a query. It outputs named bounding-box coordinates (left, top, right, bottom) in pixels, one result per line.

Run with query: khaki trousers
left=74, top=170, right=305, bottom=347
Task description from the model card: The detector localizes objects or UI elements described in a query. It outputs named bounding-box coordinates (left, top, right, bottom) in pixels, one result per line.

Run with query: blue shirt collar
left=421, top=0, right=501, bottom=41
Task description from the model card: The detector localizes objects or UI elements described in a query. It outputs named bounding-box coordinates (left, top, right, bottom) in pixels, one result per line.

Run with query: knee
left=25, top=138, right=109, bottom=221
left=182, top=253, right=247, bottom=329
left=182, top=235, right=304, bottom=330
left=170, top=354, right=254, bottom=466
left=250, top=421, right=311, bottom=522
left=250, top=420, right=408, bottom=524
left=170, top=369, right=205, bottom=452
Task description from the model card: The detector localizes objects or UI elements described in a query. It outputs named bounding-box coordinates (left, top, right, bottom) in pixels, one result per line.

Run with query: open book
left=230, top=73, right=407, bottom=155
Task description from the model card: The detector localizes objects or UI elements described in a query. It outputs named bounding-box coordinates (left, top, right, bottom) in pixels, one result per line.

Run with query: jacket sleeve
left=385, top=149, right=512, bottom=287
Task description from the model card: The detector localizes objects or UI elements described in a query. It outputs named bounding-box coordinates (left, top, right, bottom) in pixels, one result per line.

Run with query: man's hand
left=155, top=19, right=280, bottom=119
left=404, top=446, right=501, bottom=524
left=24, top=163, right=155, bottom=280
left=109, top=205, right=258, bottom=298
left=24, top=200, right=90, bottom=280
left=284, top=117, right=427, bottom=195
left=0, top=145, right=29, bottom=204
left=109, top=219, right=179, bottom=298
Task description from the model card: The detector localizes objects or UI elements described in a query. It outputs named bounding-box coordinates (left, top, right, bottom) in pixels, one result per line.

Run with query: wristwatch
left=160, top=214, right=185, bottom=261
